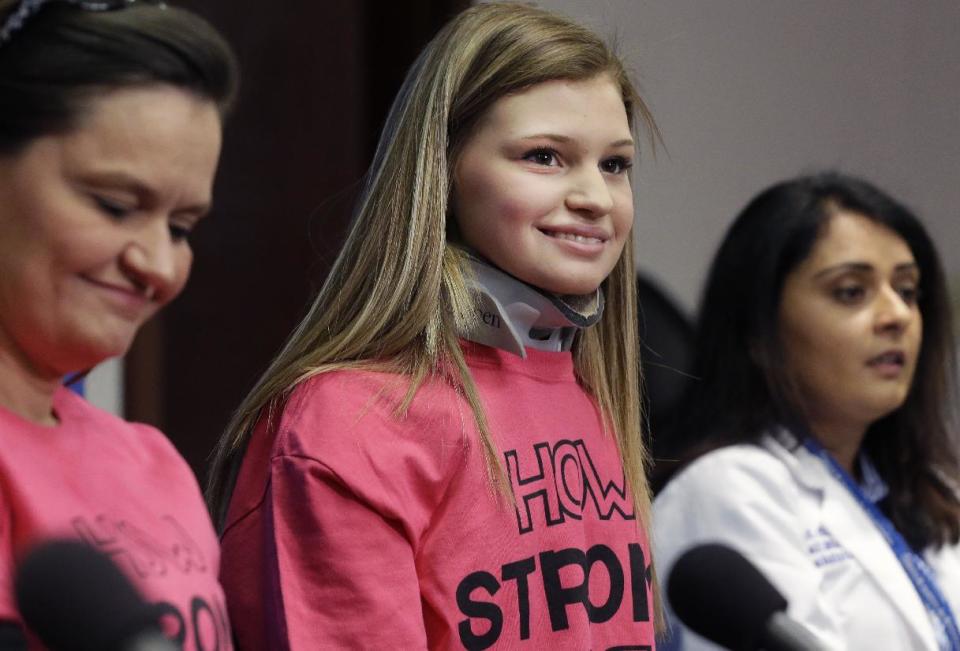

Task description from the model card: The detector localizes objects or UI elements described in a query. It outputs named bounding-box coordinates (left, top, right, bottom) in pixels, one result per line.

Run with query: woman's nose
left=119, top=219, right=186, bottom=301
left=564, top=167, right=614, bottom=217
left=873, top=285, right=915, bottom=335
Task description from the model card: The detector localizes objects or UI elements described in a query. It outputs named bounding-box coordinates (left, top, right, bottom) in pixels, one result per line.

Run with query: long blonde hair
left=207, top=3, right=658, bottom=547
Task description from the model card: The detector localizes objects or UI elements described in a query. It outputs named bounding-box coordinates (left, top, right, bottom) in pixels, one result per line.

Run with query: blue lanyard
left=802, top=437, right=960, bottom=650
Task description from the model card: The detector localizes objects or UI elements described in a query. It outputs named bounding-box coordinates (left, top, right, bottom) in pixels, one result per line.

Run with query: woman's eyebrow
left=516, top=132, right=571, bottom=143
left=813, top=261, right=919, bottom=279
left=78, top=170, right=156, bottom=198
left=516, top=133, right=634, bottom=148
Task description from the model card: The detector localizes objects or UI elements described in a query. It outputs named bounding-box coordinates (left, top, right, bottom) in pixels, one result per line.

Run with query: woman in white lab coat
left=653, top=172, right=960, bottom=650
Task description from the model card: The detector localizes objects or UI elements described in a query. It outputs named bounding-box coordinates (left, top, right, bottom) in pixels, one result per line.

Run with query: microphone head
left=14, top=539, right=163, bottom=651
left=667, top=543, right=788, bottom=651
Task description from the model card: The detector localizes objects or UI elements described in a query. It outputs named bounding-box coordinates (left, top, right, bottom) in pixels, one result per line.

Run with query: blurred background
left=83, top=0, right=960, bottom=480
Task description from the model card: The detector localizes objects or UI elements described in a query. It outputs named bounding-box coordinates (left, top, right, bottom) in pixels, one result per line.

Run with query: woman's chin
left=57, top=337, right=134, bottom=376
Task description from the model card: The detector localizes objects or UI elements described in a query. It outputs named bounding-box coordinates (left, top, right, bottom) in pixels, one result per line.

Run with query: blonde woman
left=207, top=4, right=659, bottom=648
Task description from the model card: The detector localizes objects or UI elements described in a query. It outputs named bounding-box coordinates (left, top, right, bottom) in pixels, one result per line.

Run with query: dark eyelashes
left=832, top=286, right=864, bottom=302
left=896, top=286, right=921, bottom=303
left=830, top=283, right=921, bottom=305
left=168, top=225, right=192, bottom=242
left=520, top=148, right=633, bottom=173
left=522, top=148, right=558, bottom=165
left=94, top=195, right=131, bottom=218
left=94, top=194, right=195, bottom=243
left=602, top=156, right=633, bottom=174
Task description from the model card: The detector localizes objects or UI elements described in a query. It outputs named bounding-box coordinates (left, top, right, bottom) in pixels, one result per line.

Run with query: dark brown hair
left=667, top=172, right=960, bottom=550
left=0, top=0, right=238, bottom=154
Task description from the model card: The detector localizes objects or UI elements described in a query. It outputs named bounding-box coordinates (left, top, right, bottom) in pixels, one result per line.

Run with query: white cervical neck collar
left=459, top=255, right=604, bottom=358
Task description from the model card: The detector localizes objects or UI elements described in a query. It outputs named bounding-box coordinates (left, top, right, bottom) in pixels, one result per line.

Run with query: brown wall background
left=126, top=0, right=469, bottom=479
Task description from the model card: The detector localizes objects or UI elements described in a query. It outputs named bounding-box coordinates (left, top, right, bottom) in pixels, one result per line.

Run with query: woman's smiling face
left=452, top=74, right=635, bottom=296
left=0, top=84, right=222, bottom=378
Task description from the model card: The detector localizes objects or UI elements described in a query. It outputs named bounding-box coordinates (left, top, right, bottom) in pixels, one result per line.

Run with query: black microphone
left=667, top=543, right=825, bottom=651
left=14, top=539, right=177, bottom=651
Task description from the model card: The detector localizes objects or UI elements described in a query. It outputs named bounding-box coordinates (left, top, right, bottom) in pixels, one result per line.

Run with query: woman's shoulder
left=652, top=435, right=814, bottom=566
left=53, top=387, right=186, bottom=463
left=286, top=366, right=465, bottom=421
left=0, top=389, right=206, bottom=511
left=655, top=435, right=801, bottom=508
left=272, top=367, right=472, bottom=461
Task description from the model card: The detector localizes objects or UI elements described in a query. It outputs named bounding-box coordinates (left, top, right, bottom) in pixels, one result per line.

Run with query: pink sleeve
left=0, top=486, right=17, bottom=622
left=264, top=454, right=429, bottom=650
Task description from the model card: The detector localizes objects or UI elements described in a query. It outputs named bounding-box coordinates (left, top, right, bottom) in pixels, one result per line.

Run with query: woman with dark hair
left=654, top=172, right=960, bottom=650
left=0, top=0, right=238, bottom=647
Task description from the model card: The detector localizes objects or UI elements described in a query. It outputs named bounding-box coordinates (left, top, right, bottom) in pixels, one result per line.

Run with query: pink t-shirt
left=222, top=342, right=656, bottom=650
left=0, top=387, right=231, bottom=650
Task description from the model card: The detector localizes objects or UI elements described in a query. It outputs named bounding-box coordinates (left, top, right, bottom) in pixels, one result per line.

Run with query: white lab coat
left=653, top=431, right=960, bottom=650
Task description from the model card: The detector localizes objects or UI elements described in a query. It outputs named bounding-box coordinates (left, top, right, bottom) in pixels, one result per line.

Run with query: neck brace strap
left=458, top=255, right=604, bottom=358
